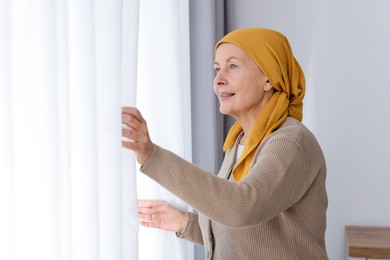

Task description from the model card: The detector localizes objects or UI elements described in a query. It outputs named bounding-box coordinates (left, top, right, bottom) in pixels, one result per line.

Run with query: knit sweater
left=140, top=117, right=328, bottom=260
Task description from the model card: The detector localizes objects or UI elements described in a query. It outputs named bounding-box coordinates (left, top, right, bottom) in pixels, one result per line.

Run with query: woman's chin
left=219, top=106, right=229, bottom=115
left=219, top=107, right=235, bottom=117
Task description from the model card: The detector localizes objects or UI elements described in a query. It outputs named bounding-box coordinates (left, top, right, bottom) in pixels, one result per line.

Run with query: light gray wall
left=225, top=0, right=390, bottom=259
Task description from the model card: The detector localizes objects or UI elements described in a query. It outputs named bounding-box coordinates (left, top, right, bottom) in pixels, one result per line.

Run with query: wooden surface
left=345, top=225, right=390, bottom=259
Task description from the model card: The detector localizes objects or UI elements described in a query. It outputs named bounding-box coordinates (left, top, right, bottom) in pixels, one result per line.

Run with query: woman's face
left=213, top=43, right=272, bottom=124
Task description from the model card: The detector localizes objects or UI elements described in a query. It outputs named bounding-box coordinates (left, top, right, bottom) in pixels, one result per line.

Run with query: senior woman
left=122, top=28, right=328, bottom=260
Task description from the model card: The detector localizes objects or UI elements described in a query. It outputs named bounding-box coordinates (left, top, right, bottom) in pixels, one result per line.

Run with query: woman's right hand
left=122, top=107, right=154, bottom=166
left=138, top=200, right=188, bottom=234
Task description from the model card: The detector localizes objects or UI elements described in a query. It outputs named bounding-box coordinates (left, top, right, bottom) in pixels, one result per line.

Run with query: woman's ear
left=264, top=79, right=273, bottom=91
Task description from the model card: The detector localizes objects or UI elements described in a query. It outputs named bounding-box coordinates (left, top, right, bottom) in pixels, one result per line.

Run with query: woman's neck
left=239, top=126, right=250, bottom=145
left=236, top=116, right=255, bottom=145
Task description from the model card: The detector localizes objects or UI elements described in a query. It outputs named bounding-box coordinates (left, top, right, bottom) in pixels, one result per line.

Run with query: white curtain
left=0, top=0, right=139, bottom=259
left=136, top=0, right=194, bottom=260
left=1, top=0, right=193, bottom=260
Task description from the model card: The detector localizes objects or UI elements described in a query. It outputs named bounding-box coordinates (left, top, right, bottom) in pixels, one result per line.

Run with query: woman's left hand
left=138, top=200, right=188, bottom=234
left=122, top=107, right=154, bottom=165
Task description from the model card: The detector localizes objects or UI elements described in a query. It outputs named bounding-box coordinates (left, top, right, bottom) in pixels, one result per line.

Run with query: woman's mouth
left=218, top=91, right=235, bottom=98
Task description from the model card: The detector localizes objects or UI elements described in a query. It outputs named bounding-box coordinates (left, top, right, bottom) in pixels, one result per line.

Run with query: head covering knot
left=216, top=28, right=306, bottom=183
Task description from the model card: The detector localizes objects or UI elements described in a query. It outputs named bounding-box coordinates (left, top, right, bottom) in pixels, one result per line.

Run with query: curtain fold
left=135, top=0, right=193, bottom=260
left=0, top=2, right=14, bottom=260
left=0, top=0, right=139, bottom=259
left=121, top=0, right=140, bottom=259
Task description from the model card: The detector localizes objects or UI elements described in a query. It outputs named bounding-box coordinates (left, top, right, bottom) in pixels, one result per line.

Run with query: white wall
left=226, top=0, right=390, bottom=259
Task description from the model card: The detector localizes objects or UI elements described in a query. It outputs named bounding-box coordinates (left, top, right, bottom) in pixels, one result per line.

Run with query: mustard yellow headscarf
left=215, top=28, right=306, bottom=183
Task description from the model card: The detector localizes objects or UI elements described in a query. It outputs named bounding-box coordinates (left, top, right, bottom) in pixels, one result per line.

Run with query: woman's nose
left=214, top=71, right=227, bottom=86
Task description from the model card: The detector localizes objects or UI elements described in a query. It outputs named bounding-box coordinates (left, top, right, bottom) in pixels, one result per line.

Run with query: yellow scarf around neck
left=216, top=28, right=306, bottom=183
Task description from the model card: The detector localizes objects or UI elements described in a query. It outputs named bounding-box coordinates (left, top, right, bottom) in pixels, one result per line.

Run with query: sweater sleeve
left=176, top=212, right=203, bottom=245
left=140, top=134, right=313, bottom=228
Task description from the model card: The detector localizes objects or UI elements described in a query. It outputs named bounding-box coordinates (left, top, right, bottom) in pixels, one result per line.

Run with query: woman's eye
left=214, top=68, right=220, bottom=74
left=229, top=64, right=237, bottom=69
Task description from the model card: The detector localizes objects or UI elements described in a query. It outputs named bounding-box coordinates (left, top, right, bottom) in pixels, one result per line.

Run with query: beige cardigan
left=140, top=117, right=328, bottom=260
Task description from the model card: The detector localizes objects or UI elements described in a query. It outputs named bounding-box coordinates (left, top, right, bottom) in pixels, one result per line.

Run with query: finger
left=138, top=212, right=154, bottom=222
left=122, top=128, right=140, bottom=141
left=138, top=207, right=164, bottom=215
left=122, top=122, right=147, bottom=147
left=122, top=107, right=144, bottom=123
left=138, top=199, right=164, bottom=208
left=138, top=200, right=167, bottom=215
left=122, top=140, right=134, bottom=150
left=139, top=220, right=160, bottom=229
left=121, top=106, right=137, bottom=115
left=138, top=204, right=167, bottom=214
left=122, top=113, right=142, bottom=129
left=122, top=137, right=149, bottom=151
left=121, top=127, right=136, bottom=150
left=138, top=212, right=162, bottom=229
left=122, top=128, right=134, bottom=138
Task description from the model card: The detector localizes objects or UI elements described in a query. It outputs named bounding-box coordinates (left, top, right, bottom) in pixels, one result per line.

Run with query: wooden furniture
left=345, top=225, right=390, bottom=259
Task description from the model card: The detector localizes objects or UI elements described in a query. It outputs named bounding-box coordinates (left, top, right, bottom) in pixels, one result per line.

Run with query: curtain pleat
left=121, top=0, right=140, bottom=259
left=95, top=0, right=124, bottom=259
left=68, top=1, right=99, bottom=258
left=0, top=1, right=15, bottom=259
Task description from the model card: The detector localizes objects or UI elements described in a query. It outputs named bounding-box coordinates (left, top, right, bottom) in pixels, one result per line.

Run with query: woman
left=122, top=28, right=328, bottom=260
